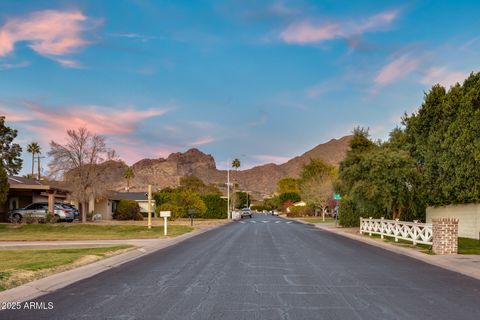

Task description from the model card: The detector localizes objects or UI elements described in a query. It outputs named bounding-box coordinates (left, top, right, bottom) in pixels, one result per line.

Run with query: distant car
left=271, top=210, right=279, bottom=216
left=9, top=202, right=74, bottom=223
left=240, top=208, right=253, bottom=219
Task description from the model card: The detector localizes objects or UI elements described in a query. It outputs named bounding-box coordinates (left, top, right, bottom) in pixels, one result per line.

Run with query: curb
left=311, top=223, right=480, bottom=281
left=0, top=223, right=228, bottom=303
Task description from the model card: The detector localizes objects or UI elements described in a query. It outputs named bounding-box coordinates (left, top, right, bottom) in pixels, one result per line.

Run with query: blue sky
left=0, top=0, right=479, bottom=175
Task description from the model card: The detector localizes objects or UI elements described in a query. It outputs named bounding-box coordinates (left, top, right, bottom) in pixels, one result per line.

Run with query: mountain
left=104, top=135, right=353, bottom=198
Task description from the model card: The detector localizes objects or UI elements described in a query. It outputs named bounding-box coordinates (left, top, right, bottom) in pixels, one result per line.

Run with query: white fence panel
left=360, top=217, right=433, bottom=245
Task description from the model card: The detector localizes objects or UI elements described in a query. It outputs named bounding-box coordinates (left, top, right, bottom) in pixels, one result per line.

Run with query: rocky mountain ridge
left=104, top=135, right=353, bottom=197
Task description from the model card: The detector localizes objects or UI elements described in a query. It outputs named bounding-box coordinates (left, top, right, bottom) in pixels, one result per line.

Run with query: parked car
left=9, top=202, right=75, bottom=223
left=60, top=203, right=80, bottom=220
left=271, top=210, right=279, bottom=216
left=240, top=208, right=253, bottom=219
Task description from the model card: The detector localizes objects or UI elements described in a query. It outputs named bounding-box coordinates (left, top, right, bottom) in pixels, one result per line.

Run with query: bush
left=286, top=206, right=314, bottom=217
left=113, top=200, right=143, bottom=220
left=200, top=194, right=227, bottom=219
left=157, top=203, right=182, bottom=220
left=338, top=199, right=359, bottom=227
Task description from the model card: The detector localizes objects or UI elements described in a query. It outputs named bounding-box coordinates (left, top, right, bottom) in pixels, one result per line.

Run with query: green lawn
left=0, top=224, right=193, bottom=241
left=458, top=237, right=480, bottom=254
left=0, top=245, right=132, bottom=291
left=299, top=218, right=336, bottom=224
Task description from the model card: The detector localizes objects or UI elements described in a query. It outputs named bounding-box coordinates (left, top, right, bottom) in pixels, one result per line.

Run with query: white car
left=271, top=210, right=279, bottom=216
left=240, top=208, right=253, bottom=219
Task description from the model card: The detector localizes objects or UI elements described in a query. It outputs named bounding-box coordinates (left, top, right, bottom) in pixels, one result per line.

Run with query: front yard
left=0, top=224, right=193, bottom=241
left=0, top=245, right=133, bottom=291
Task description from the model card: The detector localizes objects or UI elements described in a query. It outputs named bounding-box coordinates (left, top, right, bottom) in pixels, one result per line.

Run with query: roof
left=110, top=192, right=149, bottom=201
left=8, top=176, right=71, bottom=193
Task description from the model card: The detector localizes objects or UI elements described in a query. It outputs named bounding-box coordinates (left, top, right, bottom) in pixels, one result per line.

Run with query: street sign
left=160, top=211, right=171, bottom=218
left=333, top=193, right=342, bottom=200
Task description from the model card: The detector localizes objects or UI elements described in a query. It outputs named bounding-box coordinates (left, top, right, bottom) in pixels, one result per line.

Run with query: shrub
left=286, top=206, right=314, bottom=217
left=338, top=199, right=359, bottom=227
left=200, top=194, right=227, bottom=219
left=157, top=203, right=182, bottom=220
left=113, top=200, right=142, bottom=220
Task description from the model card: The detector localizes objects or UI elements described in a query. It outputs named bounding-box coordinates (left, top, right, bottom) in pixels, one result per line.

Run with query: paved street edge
left=298, top=220, right=480, bottom=280
left=0, top=223, right=230, bottom=303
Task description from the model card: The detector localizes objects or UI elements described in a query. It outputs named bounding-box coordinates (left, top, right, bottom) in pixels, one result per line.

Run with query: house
left=91, top=192, right=156, bottom=220
left=426, top=204, right=480, bottom=240
left=0, top=176, right=70, bottom=222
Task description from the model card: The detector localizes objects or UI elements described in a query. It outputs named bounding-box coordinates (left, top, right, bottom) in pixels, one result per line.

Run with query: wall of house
left=138, top=200, right=156, bottom=214
left=426, top=204, right=480, bottom=239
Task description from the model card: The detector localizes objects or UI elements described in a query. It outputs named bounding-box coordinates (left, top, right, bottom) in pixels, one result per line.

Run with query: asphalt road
left=2, top=215, right=480, bottom=319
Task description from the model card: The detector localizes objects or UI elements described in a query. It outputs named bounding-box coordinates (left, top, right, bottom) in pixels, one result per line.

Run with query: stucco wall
left=426, top=204, right=480, bottom=239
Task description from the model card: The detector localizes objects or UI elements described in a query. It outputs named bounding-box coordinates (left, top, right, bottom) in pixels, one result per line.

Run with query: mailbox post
left=160, top=211, right=171, bottom=236
left=147, top=185, right=152, bottom=229
left=188, top=209, right=196, bottom=226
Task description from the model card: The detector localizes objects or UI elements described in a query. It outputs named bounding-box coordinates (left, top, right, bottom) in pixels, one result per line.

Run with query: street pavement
left=2, top=214, right=480, bottom=319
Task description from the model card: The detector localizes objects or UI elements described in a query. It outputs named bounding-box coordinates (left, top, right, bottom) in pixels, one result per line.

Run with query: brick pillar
left=432, top=218, right=459, bottom=255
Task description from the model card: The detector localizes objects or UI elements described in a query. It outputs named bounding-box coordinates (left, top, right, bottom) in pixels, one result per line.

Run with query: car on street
left=9, top=202, right=75, bottom=223
left=240, top=208, right=253, bottom=219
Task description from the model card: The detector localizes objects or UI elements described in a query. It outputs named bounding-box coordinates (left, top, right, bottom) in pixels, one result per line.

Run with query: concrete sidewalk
left=303, top=220, right=480, bottom=280
left=0, top=223, right=227, bottom=303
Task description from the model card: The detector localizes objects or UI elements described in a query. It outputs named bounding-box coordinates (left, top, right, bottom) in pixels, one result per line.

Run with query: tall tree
left=277, top=177, right=299, bottom=194
left=0, top=163, right=9, bottom=205
left=123, top=167, right=134, bottom=191
left=27, top=142, right=41, bottom=178
left=298, top=159, right=336, bottom=216
left=48, top=128, right=116, bottom=223
left=231, top=158, right=241, bottom=209
left=0, top=116, right=23, bottom=175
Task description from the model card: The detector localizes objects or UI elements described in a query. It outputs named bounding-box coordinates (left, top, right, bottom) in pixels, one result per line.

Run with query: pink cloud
left=253, top=154, right=290, bottom=164
left=374, top=54, right=421, bottom=86
left=420, top=67, right=468, bottom=88
left=22, top=102, right=169, bottom=136
left=0, top=10, right=99, bottom=66
left=280, top=9, right=399, bottom=44
left=190, top=135, right=215, bottom=146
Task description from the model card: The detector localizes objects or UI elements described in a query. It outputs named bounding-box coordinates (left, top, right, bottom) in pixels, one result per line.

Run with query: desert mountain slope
left=104, top=135, right=352, bottom=197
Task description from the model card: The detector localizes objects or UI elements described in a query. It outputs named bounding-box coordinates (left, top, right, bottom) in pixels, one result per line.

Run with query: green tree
left=123, top=167, right=135, bottom=191
left=27, top=142, right=41, bottom=179
left=179, top=175, right=221, bottom=195
left=278, top=192, right=301, bottom=205
left=231, top=158, right=241, bottom=209
left=0, top=163, right=9, bottom=205
left=402, top=73, right=480, bottom=206
left=0, top=116, right=23, bottom=175
left=298, top=159, right=336, bottom=212
left=277, top=177, right=299, bottom=194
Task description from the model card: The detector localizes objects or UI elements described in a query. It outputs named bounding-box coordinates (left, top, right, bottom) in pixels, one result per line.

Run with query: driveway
left=2, top=214, right=479, bottom=319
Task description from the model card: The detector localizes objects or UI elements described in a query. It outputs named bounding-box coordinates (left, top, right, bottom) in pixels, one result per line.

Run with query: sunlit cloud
left=190, top=135, right=215, bottom=146
left=420, top=67, right=468, bottom=88
left=253, top=154, right=290, bottom=164
left=280, top=9, right=399, bottom=44
left=0, top=10, right=100, bottom=66
left=374, top=53, right=421, bottom=86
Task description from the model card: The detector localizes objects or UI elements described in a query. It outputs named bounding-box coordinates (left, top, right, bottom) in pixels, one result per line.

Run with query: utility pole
left=227, top=165, right=230, bottom=220
left=147, top=184, right=152, bottom=229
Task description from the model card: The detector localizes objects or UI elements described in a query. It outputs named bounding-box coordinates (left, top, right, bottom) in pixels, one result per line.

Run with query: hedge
left=113, top=200, right=143, bottom=220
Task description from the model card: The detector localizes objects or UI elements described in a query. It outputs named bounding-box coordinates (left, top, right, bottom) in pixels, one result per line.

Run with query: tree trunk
left=81, top=200, right=87, bottom=223
left=31, top=152, right=35, bottom=177
left=37, top=156, right=41, bottom=180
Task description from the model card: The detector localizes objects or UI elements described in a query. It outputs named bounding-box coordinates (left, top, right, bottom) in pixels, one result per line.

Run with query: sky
left=0, top=0, right=479, bottom=175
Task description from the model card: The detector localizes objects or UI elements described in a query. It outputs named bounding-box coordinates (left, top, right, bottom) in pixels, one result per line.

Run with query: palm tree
left=26, top=142, right=41, bottom=179
left=124, top=167, right=135, bottom=191
left=231, top=158, right=241, bottom=209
